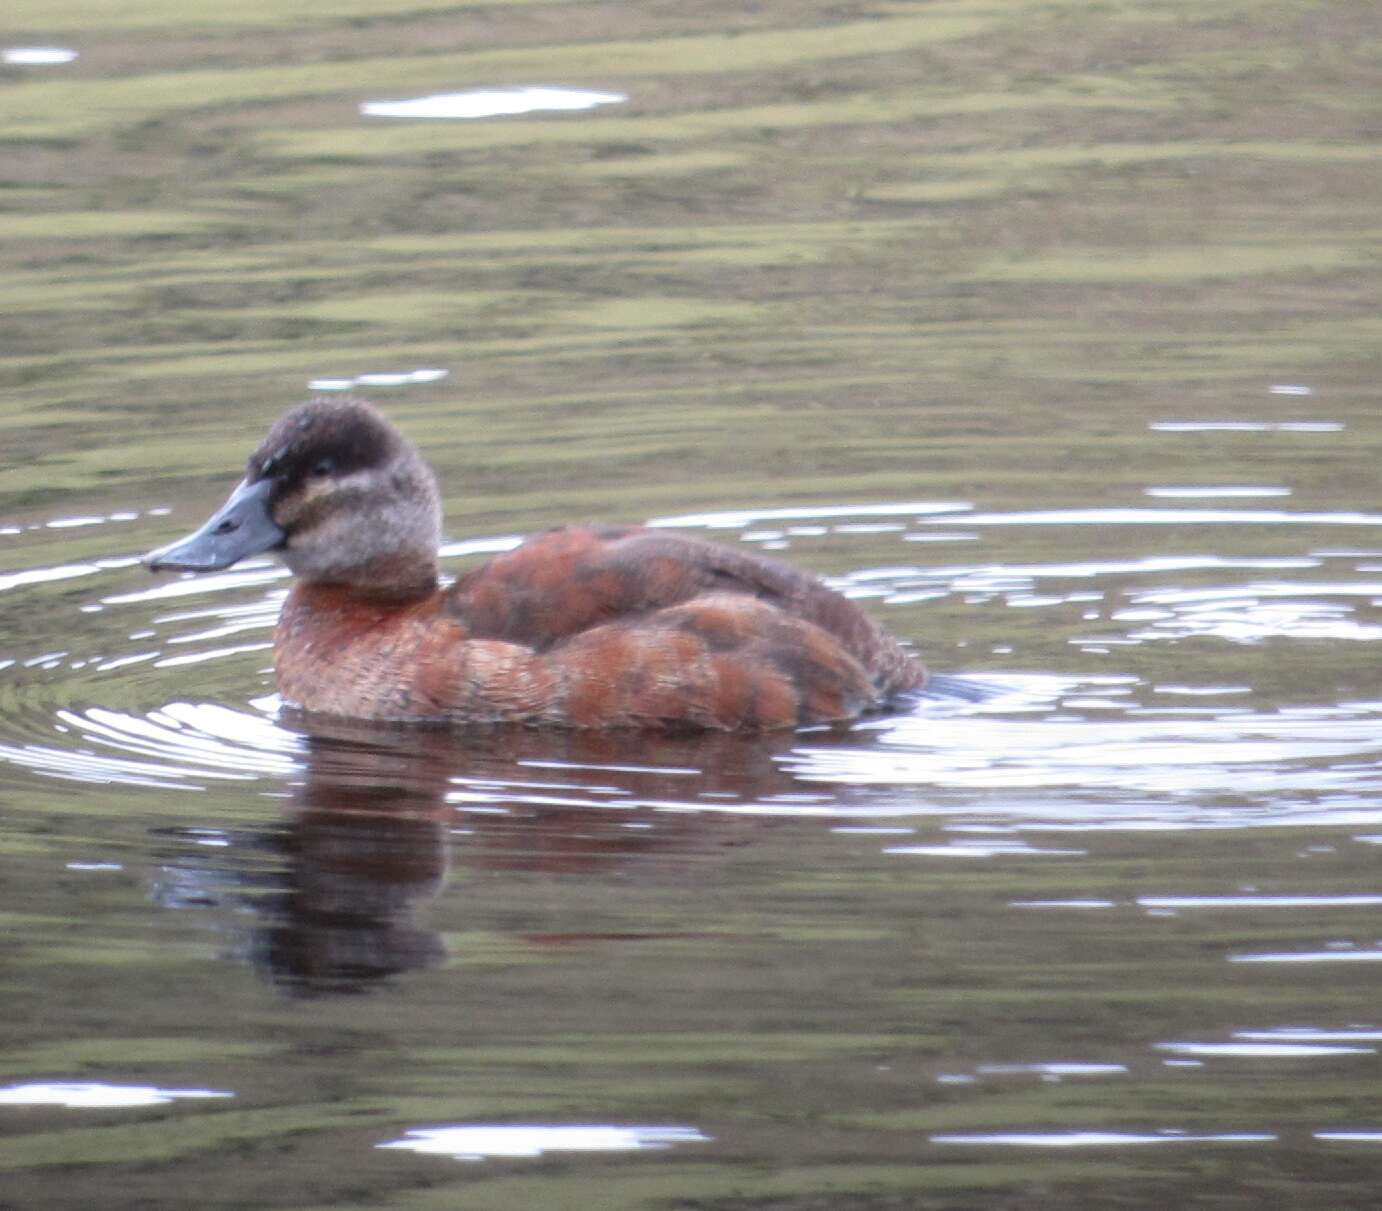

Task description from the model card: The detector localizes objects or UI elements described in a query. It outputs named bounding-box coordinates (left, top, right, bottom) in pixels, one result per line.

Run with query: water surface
left=2, top=0, right=1380, bottom=1207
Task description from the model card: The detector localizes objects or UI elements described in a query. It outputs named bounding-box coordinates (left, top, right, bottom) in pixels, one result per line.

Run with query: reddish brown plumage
left=146, top=398, right=925, bottom=731
left=275, top=525, right=925, bottom=730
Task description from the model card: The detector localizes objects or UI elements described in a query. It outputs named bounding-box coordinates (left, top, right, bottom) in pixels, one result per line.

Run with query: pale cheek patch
left=284, top=491, right=394, bottom=581
left=272, top=461, right=440, bottom=591
left=273, top=471, right=375, bottom=529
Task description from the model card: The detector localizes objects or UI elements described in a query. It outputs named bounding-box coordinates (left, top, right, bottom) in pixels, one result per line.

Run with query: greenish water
left=2, top=0, right=1381, bottom=1207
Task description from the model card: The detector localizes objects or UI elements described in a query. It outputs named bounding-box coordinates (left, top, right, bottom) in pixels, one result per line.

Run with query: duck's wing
left=445, top=525, right=924, bottom=696
left=540, top=592, right=882, bottom=729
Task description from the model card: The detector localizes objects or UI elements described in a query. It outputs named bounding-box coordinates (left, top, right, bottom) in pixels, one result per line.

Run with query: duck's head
left=144, top=397, right=442, bottom=599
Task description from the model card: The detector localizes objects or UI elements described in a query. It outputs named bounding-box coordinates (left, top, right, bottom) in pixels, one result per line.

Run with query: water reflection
left=116, top=680, right=1376, bottom=1001
left=2, top=47, right=78, bottom=65
left=970, top=1062, right=1129, bottom=1079
left=1138, top=894, right=1382, bottom=909
left=1151, top=421, right=1342, bottom=433
left=925, top=506, right=1380, bottom=526
left=1144, top=487, right=1291, bottom=499
left=1236, top=1029, right=1382, bottom=1042
left=931, top=1131, right=1277, bottom=1147
left=0, top=1083, right=231, bottom=1108
left=360, top=87, right=627, bottom=121
left=792, top=692, right=1382, bottom=825
left=1229, top=948, right=1382, bottom=964
left=377, top=1122, right=709, bottom=1161
left=6, top=671, right=1382, bottom=834
left=307, top=368, right=449, bottom=391
left=1157, top=1041, right=1375, bottom=1058
left=151, top=723, right=809, bottom=993
left=153, top=726, right=455, bottom=995
left=884, top=840, right=1088, bottom=858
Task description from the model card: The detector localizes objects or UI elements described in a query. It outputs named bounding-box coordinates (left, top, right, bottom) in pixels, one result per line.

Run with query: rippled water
left=3, top=0, right=1381, bottom=1207
left=6, top=495, right=1382, bottom=1206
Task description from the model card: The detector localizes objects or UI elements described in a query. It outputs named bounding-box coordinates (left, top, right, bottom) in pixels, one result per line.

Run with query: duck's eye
left=310, top=457, right=335, bottom=478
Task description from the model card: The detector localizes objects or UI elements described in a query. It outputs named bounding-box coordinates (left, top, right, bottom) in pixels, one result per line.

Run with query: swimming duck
left=144, top=397, right=926, bottom=729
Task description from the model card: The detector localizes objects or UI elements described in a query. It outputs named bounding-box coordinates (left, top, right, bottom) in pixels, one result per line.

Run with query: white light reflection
left=1145, top=487, right=1291, bottom=498
left=1156, top=1042, right=1375, bottom=1058
left=1151, top=420, right=1338, bottom=432
left=361, top=87, right=627, bottom=120
left=784, top=683, right=1382, bottom=828
left=103, top=566, right=286, bottom=606
left=0, top=702, right=301, bottom=790
left=0, top=1082, right=232, bottom=1108
left=831, top=826, right=916, bottom=835
left=94, top=651, right=160, bottom=673
left=377, top=1123, right=709, bottom=1161
left=154, top=641, right=273, bottom=669
left=1122, top=581, right=1382, bottom=643
left=650, top=501, right=971, bottom=530
left=308, top=368, right=448, bottom=391
left=885, top=843, right=1086, bottom=858
left=3, top=47, right=78, bottom=65
left=1230, top=949, right=1382, bottom=964
left=1153, top=685, right=1252, bottom=696
left=438, top=535, right=525, bottom=560
left=931, top=507, right=1379, bottom=527
left=0, top=563, right=101, bottom=594
left=1138, top=895, right=1382, bottom=909
left=826, top=555, right=1322, bottom=606
left=1234, top=1028, right=1382, bottom=1043
left=974, top=1062, right=1128, bottom=1078
left=931, top=1130, right=1275, bottom=1147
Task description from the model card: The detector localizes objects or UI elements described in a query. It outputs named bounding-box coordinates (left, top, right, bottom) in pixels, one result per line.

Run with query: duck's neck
left=273, top=581, right=444, bottom=719
left=317, top=553, right=439, bottom=602
left=278, top=495, right=441, bottom=600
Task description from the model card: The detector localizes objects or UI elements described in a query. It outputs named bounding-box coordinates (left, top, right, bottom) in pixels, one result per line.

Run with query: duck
left=144, top=397, right=926, bottom=730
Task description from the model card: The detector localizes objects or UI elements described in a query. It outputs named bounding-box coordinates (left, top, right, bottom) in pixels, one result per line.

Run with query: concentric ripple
left=3, top=501, right=1381, bottom=824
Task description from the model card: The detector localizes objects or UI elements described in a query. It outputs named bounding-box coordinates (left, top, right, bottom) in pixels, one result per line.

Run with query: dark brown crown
left=248, top=396, right=402, bottom=486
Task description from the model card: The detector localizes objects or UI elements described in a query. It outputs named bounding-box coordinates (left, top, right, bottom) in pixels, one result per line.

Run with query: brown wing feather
left=446, top=525, right=925, bottom=700
left=279, top=529, right=924, bottom=728
left=544, top=594, right=879, bottom=729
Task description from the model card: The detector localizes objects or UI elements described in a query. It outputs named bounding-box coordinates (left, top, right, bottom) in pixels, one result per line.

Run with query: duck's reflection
left=247, top=803, right=449, bottom=996
left=153, top=720, right=812, bottom=995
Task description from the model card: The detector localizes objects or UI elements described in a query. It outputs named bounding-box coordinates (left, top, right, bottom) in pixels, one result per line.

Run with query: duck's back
left=276, top=526, right=925, bottom=730
left=454, top=528, right=900, bottom=657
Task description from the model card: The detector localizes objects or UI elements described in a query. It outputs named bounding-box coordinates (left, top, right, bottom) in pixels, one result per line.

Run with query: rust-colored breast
left=273, top=528, right=925, bottom=730
left=275, top=585, right=556, bottom=724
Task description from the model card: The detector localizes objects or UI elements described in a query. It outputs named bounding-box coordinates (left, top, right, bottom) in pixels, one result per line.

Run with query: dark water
left=2, top=1, right=1381, bottom=1207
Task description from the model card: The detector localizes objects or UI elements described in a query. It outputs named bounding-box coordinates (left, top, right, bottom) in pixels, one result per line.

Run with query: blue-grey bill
left=143, top=477, right=284, bottom=573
